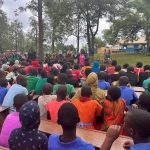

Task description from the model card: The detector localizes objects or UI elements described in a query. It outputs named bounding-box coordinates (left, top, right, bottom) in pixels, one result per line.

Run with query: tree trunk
left=35, top=26, right=38, bottom=53
left=146, top=28, right=150, bottom=53
left=86, top=16, right=91, bottom=54
left=38, top=0, right=44, bottom=63
left=52, top=23, right=56, bottom=53
left=77, top=13, right=80, bottom=53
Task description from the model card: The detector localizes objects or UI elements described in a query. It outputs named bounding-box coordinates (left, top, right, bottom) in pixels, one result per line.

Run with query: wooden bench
left=39, top=119, right=132, bottom=150
left=131, top=87, right=144, bottom=92
left=0, top=106, right=9, bottom=129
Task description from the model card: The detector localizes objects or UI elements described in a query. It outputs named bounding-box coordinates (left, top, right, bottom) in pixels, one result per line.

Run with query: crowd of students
left=0, top=55, right=150, bottom=150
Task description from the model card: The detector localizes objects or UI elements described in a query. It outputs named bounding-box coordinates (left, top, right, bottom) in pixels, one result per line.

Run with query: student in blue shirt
left=100, top=109, right=150, bottom=150
left=0, top=78, right=8, bottom=105
left=48, top=103, right=95, bottom=150
left=98, top=71, right=110, bottom=90
left=119, top=76, right=138, bottom=107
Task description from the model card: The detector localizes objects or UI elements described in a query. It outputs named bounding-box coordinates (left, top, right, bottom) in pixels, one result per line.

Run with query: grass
left=93, top=53, right=150, bottom=66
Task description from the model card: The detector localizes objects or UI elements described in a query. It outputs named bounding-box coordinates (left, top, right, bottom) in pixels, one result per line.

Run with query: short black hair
left=100, top=64, right=106, bottom=71
left=57, top=85, right=67, bottom=100
left=40, top=70, right=47, bottom=78
left=136, top=62, right=143, bottom=68
left=108, top=86, right=121, bottom=101
left=111, top=60, right=117, bottom=66
left=85, top=68, right=92, bottom=77
left=144, top=65, right=150, bottom=71
left=29, top=68, right=38, bottom=76
left=58, top=73, right=67, bottom=84
left=127, top=109, right=150, bottom=138
left=0, top=78, right=8, bottom=87
left=47, top=75, right=55, bottom=85
left=16, top=75, right=27, bottom=87
left=14, top=94, right=28, bottom=112
left=81, top=86, right=92, bottom=97
left=115, top=65, right=121, bottom=72
left=123, top=64, right=129, bottom=69
left=42, top=83, right=53, bottom=95
left=127, top=66, right=134, bottom=72
left=50, top=67, right=59, bottom=76
left=119, top=70, right=126, bottom=77
left=138, top=92, right=150, bottom=112
left=57, top=103, right=80, bottom=130
left=119, top=76, right=129, bottom=86
left=98, top=71, right=107, bottom=80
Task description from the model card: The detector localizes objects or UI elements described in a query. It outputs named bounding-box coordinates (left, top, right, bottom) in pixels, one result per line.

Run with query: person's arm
left=101, top=125, right=121, bottom=150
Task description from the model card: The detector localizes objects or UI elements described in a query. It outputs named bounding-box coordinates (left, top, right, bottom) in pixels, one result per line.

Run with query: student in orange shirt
left=46, top=85, right=69, bottom=122
left=72, top=86, right=103, bottom=129
left=100, top=86, right=128, bottom=131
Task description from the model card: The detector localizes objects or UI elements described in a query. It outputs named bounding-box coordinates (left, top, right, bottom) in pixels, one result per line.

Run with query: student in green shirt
left=27, top=68, right=39, bottom=93
left=143, top=77, right=150, bottom=92
left=35, top=70, right=47, bottom=95
left=53, top=73, right=75, bottom=98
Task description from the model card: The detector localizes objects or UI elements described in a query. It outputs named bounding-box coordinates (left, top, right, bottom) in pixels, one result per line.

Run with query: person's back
left=27, top=68, right=39, bottom=92
left=9, top=101, right=48, bottom=150
left=35, top=70, right=48, bottom=95
left=2, top=76, right=28, bottom=112
left=73, top=86, right=103, bottom=129
left=0, top=78, right=8, bottom=105
left=38, top=83, right=57, bottom=117
left=46, top=85, right=68, bottom=121
left=48, top=103, right=94, bottom=150
left=0, top=94, right=28, bottom=148
left=100, top=87, right=128, bottom=131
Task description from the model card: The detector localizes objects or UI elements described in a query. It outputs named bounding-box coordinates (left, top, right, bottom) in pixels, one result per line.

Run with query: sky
left=2, top=0, right=110, bottom=48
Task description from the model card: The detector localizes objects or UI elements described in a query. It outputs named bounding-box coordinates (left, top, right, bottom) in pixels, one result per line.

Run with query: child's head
left=124, top=109, right=150, bottom=142
left=111, top=60, right=117, bottom=66
left=137, top=92, right=150, bottom=112
left=115, top=65, right=121, bottom=72
left=57, top=103, right=80, bottom=130
left=85, top=68, right=92, bottom=78
left=123, top=64, right=129, bottom=69
left=136, top=62, right=143, bottom=68
left=81, top=86, right=92, bottom=97
left=47, top=75, right=55, bottom=85
left=57, top=85, right=67, bottom=100
left=42, top=83, right=53, bottom=95
left=29, top=68, right=38, bottom=76
left=0, top=78, right=8, bottom=87
left=100, top=64, right=106, bottom=71
left=127, top=66, right=134, bottom=73
left=119, top=76, right=129, bottom=86
left=13, top=94, right=28, bottom=112
left=98, top=71, right=107, bottom=80
left=107, top=86, right=121, bottom=101
left=74, top=64, right=80, bottom=70
left=58, top=73, right=67, bottom=84
left=40, top=70, right=47, bottom=78
left=16, top=75, right=27, bottom=87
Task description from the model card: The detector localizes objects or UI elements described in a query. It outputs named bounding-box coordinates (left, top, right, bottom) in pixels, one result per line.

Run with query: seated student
left=60, top=63, right=68, bottom=74
left=72, top=63, right=81, bottom=80
left=134, top=61, right=144, bottom=75
left=101, top=109, right=150, bottom=150
left=100, top=64, right=107, bottom=71
left=72, top=86, right=103, bottom=129
left=98, top=71, right=110, bottom=90
left=35, top=70, right=48, bottom=95
left=0, top=94, right=28, bottom=148
left=48, top=103, right=95, bottom=150
left=138, top=65, right=150, bottom=86
left=46, top=85, right=69, bottom=122
left=122, top=63, right=129, bottom=72
left=143, top=76, right=150, bottom=92
left=110, top=65, right=121, bottom=83
left=100, top=86, right=128, bottom=131
left=74, top=72, right=105, bottom=103
left=107, top=60, right=117, bottom=75
left=27, top=67, right=39, bottom=93
left=92, top=60, right=100, bottom=73
left=126, top=66, right=138, bottom=86
left=47, top=75, right=55, bottom=85
left=38, top=83, right=57, bottom=117
left=119, top=76, right=138, bottom=107
left=0, top=78, right=8, bottom=105
left=9, top=101, right=48, bottom=150
left=66, top=70, right=79, bottom=88
left=6, top=66, right=19, bottom=81
left=81, top=61, right=92, bottom=78
left=53, top=73, right=75, bottom=98
left=2, top=75, right=28, bottom=112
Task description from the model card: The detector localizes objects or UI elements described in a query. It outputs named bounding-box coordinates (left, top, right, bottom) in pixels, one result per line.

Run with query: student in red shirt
left=134, top=62, right=144, bottom=75
left=72, top=64, right=81, bottom=80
